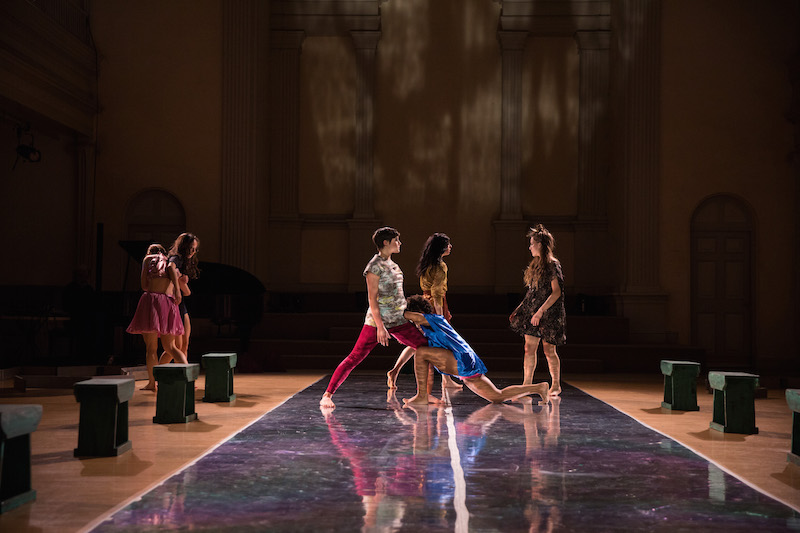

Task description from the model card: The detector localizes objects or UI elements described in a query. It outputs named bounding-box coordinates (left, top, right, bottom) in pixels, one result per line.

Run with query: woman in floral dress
left=509, top=224, right=566, bottom=396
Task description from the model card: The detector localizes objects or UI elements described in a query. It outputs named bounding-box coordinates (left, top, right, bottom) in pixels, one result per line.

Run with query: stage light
left=16, top=143, right=41, bottom=163
left=12, top=125, right=42, bottom=170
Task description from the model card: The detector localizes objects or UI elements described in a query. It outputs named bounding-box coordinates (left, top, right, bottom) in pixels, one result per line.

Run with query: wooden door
left=691, top=197, right=753, bottom=370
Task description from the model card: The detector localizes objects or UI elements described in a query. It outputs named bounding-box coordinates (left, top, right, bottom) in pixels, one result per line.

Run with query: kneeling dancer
left=402, top=295, right=549, bottom=406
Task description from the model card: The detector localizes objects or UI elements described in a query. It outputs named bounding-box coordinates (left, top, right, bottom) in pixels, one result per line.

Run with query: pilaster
left=573, top=30, right=612, bottom=291
left=268, top=30, right=305, bottom=287
left=221, top=0, right=260, bottom=272
left=575, top=30, right=610, bottom=221
left=350, top=30, right=381, bottom=220
left=269, top=30, right=306, bottom=218
left=497, top=30, right=528, bottom=221
left=612, top=0, right=668, bottom=341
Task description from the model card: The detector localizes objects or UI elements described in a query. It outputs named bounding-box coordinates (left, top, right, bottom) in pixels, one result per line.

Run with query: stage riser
left=191, top=337, right=703, bottom=374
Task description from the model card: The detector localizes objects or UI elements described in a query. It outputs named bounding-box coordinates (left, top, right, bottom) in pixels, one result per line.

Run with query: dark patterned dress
left=510, top=261, right=566, bottom=345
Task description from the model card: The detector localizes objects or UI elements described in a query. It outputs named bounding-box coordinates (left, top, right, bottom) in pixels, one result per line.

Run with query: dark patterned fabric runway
left=92, top=375, right=799, bottom=532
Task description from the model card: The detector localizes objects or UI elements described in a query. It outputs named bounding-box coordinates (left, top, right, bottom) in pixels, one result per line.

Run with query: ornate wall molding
left=270, top=0, right=381, bottom=35
left=497, top=0, right=611, bottom=35
left=268, top=1, right=385, bottom=288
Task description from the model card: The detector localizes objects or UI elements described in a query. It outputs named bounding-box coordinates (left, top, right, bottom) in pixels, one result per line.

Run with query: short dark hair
left=406, top=295, right=433, bottom=314
left=372, top=227, right=400, bottom=250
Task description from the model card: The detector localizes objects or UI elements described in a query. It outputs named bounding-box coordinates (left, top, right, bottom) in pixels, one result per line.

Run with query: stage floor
left=0, top=371, right=798, bottom=532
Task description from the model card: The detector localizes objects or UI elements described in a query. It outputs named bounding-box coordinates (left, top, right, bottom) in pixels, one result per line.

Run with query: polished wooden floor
left=0, top=371, right=798, bottom=532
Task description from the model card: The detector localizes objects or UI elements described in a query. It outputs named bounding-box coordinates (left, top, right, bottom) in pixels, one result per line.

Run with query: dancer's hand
left=530, top=310, right=543, bottom=326
left=377, top=325, right=390, bottom=346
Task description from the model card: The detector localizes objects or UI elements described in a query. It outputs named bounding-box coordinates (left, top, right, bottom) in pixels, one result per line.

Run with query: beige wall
left=660, top=0, right=797, bottom=359
left=374, top=0, right=504, bottom=290
left=522, top=37, right=579, bottom=218
left=90, top=1, right=223, bottom=291
left=3, top=0, right=798, bottom=366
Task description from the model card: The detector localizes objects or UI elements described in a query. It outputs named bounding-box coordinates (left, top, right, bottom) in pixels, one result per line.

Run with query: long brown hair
left=416, top=233, right=450, bottom=278
left=169, top=232, right=200, bottom=279
left=523, top=224, right=557, bottom=288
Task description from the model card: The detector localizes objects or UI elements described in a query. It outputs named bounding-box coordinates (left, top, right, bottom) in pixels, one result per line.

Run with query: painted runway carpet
left=92, top=375, right=799, bottom=532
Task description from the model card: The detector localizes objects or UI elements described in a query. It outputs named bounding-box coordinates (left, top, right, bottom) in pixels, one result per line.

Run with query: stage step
left=191, top=334, right=702, bottom=374
left=7, top=365, right=134, bottom=391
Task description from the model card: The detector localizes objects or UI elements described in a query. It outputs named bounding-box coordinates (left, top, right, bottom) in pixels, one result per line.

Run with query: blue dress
left=420, top=314, right=488, bottom=378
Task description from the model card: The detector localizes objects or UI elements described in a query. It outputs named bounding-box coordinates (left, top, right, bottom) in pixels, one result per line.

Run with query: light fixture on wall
left=13, top=125, right=42, bottom=170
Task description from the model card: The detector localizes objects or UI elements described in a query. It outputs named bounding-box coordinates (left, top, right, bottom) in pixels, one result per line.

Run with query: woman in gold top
left=387, top=233, right=462, bottom=390
left=418, top=233, right=452, bottom=321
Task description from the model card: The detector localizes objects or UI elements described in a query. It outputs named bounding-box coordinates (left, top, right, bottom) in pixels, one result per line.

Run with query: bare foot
left=387, top=389, right=401, bottom=408
left=403, top=394, right=440, bottom=406
left=442, top=376, right=463, bottom=390
left=320, top=393, right=335, bottom=409
left=387, top=370, right=398, bottom=389
left=534, top=383, right=551, bottom=405
left=549, top=386, right=561, bottom=397
left=512, top=396, right=533, bottom=405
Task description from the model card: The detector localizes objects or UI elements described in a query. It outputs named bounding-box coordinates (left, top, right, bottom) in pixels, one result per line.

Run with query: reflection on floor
left=91, top=375, right=800, bottom=532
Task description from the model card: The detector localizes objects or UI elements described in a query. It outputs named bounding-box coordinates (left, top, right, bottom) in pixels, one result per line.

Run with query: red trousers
left=326, top=322, right=427, bottom=394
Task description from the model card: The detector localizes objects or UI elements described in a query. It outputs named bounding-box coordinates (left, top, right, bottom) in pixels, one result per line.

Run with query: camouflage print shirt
left=363, top=254, right=408, bottom=329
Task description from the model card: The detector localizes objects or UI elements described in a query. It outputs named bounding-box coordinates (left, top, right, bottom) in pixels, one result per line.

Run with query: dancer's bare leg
left=387, top=347, right=414, bottom=388
left=463, top=375, right=550, bottom=405
left=442, top=373, right=463, bottom=389
left=404, top=347, right=456, bottom=405
left=180, top=314, right=191, bottom=357
left=542, top=342, right=561, bottom=396
left=403, top=403, right=437, bottom=452
left=160, top=315, right=190, bottom=365
left=141, top=332, right=159, bottom=391
left=523, top=335, right=541, bottom=385
left=161, top=335, right=187, bottom=364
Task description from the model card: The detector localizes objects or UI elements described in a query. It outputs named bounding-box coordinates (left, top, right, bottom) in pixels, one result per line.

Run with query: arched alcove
left=125, top=189, right=186, bottom=246
left=690, top=195, right=755, bottom=370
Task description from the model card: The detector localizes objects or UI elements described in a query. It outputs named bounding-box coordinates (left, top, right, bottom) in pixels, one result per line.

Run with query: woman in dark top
left=160, top=232, right=199, bottom=363
left=509, top=224, right=566, bottom=396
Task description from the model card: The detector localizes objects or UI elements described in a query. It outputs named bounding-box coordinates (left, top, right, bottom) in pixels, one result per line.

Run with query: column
left=494, top=31, right=529, bottom=293
left=268, top=30, right=305, bottom=287
left=612, top=0, right=668, bottom=342
left=350, top=31, right=380, bottom=220
left=498, top=31, right=528, bottom=220
left=221, top=0, right=259, bottom=272
left=268, top=30, right=305, bottom=218
left=347, top=31, right=383, bottom=290
left=573, top=31, right=612, bottom=292
left=575, top=30, right=610, bottom=221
